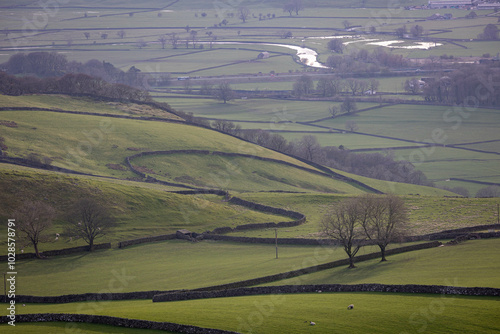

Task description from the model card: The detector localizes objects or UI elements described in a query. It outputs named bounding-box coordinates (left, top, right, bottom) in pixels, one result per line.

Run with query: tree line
left=2, top=52, right=159, bottom=89
left=0, top=70, right=150, bottom=102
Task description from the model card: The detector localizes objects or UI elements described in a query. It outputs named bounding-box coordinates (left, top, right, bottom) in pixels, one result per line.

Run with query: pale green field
left=132, top=153, right=365, bottom=193
left=8, top=293, right=500, bottom=334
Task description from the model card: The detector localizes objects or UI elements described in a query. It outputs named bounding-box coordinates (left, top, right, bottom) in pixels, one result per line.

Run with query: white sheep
left=347, top=304, right=354, bottom=310
left=310, top=321, right=316, bottom=326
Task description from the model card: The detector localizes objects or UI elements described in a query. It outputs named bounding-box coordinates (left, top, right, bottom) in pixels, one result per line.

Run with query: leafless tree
left=329, top=105, right=339, bottom=118
left=321, top=198, right=368, bottom=268
left=341, top=96, right=357, bottom=114
left=410, top=25, right=424, bottom=38
left=65, top=198, right=116, bottom=251
left=117, top=30, right=126, bottom=39
left=327, top=39, right=344, bottom=54
left=360, top=194, right=409, bottom=261
left=238, top=7, right=251, bottom=23
left=13, top=200, right=56, bottom=258
left=84, top=32, right=90, bottom=40
left=292, top=74, right=313, bottom=97
left=158, top=35, right=168, bottom=49
left=214, top=81, right=234, bottom=103
left=190, top=30, right=198, bottom=48
left=297, top=135, right=321, bottom=161
left=283, top=3, right=294, bottom=16
left=170, top=33, right=180, bottom=49
left=342, top=20, right=352, bottom=29
left=345, top=120, right=359, bottom=132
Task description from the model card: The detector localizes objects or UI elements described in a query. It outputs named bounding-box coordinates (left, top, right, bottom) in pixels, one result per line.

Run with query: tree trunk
left=34, top=242, right=42, bottom=259
left=89, top=239, right=94, bottom=251
left=379, top=245, right=387, bottom=262
left=348, top=256, right=356, bottom=268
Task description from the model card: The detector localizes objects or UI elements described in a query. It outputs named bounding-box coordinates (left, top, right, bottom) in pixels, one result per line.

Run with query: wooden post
left=3, top=273, right=6, bottom=303
left=275, top=228, right=278, bottom=259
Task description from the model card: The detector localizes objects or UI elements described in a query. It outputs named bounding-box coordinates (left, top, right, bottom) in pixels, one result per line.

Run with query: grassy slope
left=232, top=192, right=498, bottom=238
left=0, top=165, right=293, bottom=253
left=13, top=240, right=377, bottom=295
left=10, top=293, right=500, bottom=334
left=269, top=239, right=500, bottom=288
left=132, top=153, right=364, bottom=193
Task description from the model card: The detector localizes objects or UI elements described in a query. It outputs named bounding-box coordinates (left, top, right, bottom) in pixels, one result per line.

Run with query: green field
left=6, top=293, right=500, bottom=334
left=272, top=238, right=500, bottom=288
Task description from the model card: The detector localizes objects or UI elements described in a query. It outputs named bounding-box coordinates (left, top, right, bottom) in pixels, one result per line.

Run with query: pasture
left=7, top=293, right=500, bottom=334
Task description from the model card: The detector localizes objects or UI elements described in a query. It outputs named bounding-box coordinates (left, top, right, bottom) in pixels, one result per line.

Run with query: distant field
left=10, top=292, right=500, bottom=334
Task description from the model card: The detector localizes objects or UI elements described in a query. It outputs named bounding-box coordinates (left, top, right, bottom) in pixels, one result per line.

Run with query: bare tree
left=327, top=39, right=344, bottom=54
left=65, top=198, right=116, bottom=251
left=361, top=194, right=409, bottom=261
left=84, top=32, right=90, bottom=40
left=117, top=30, right=126, bottom=39
left=404, top=78, right=422, bottom=94
left=410, top=25, right=424, bottom=38
left=342, top=20, right=352, bottom=29
left=292, top=74, right=313, bottom=97
left=329, top=105, right=339, bottom=118
left=13, top=200, right=55, bottom=258
left=321, top=198, right=368, bottom=268
left=214, top=81, right=234, bottom=103
left=170, top=33, right=180, bottom=49
left=158, top=35, right=168, bottom=49
left=341, top=96, right=357, bottom=114
left=291, top=0, right=303, bottom=15
left=190, top=30, right=198, bottom=48
left=298, top=135, right=321, bottom=161
left=395, top=26, right=407, bottom=38
left=283, top=3, right=294, bottom=16
left=238, top=7, right=251, bottom=23
left=345, top=120, right=359, bottom=132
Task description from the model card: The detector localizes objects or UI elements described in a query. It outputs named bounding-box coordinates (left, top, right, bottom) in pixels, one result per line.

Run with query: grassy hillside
left=0, top=165, right=293, bottom=253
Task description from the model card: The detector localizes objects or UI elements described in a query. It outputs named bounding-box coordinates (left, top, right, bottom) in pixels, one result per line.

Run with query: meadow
left=1, top=1, right=500, bottom=333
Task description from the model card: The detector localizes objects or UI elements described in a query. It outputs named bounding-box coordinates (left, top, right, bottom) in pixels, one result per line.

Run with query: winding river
left=211, top=36, right=442, bottom=69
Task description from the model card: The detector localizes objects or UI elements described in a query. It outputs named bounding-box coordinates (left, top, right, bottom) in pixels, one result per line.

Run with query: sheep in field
left=347, top=304, right=354, bottom=310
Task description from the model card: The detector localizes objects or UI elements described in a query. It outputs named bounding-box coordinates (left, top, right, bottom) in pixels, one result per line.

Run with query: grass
left=12, top=239, right=373, bottom=295
left=132, top=153, right=365, bottom=193
left=269, top=239, right=500, bottom=288
left=0, top=166, right=293, bottom=253
left=233, top=193, right=497, bottom=238
left=0, top=105, right=321, bottom=177
left=8, top=293, right=500, bottom=334
left=0, top=323, right=173, bottom=334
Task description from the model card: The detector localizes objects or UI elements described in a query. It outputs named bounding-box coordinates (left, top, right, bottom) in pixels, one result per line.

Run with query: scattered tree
left=158, top=35, right=168, bottom=49
left=170, top=33, right=180, bottom=49
left=321, top=198, right=368, bottom=268
left=341, top=96, right=357, bottom=114
left=395, top=25, right=407, bottom=38
left=283, top=3, right=294, bottom=16
left=345, top=120, right=359, bottom=132
left=342, top=20, right=352, bottom=29
left=404, top=78, right=423, bottom=94
left=329, top=105, right=339, bottom=118
left=327, top=39, right=345, bottom=54
left=117, top=30, right=126, bottom=39
left=238, top=7, right=251, bottom=23
left=84, top=32, right=90, bottom=40
left=410, top=25, right=424, bottom=38
left=479, top=24, right=499, bottom=40
left=65, top=198, right=116, bottom=251
left=13, top=200, right=55, bottom=258
left=214, top=81, right=234, bottom=103
left=292, top=74, right=313, bottom=97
